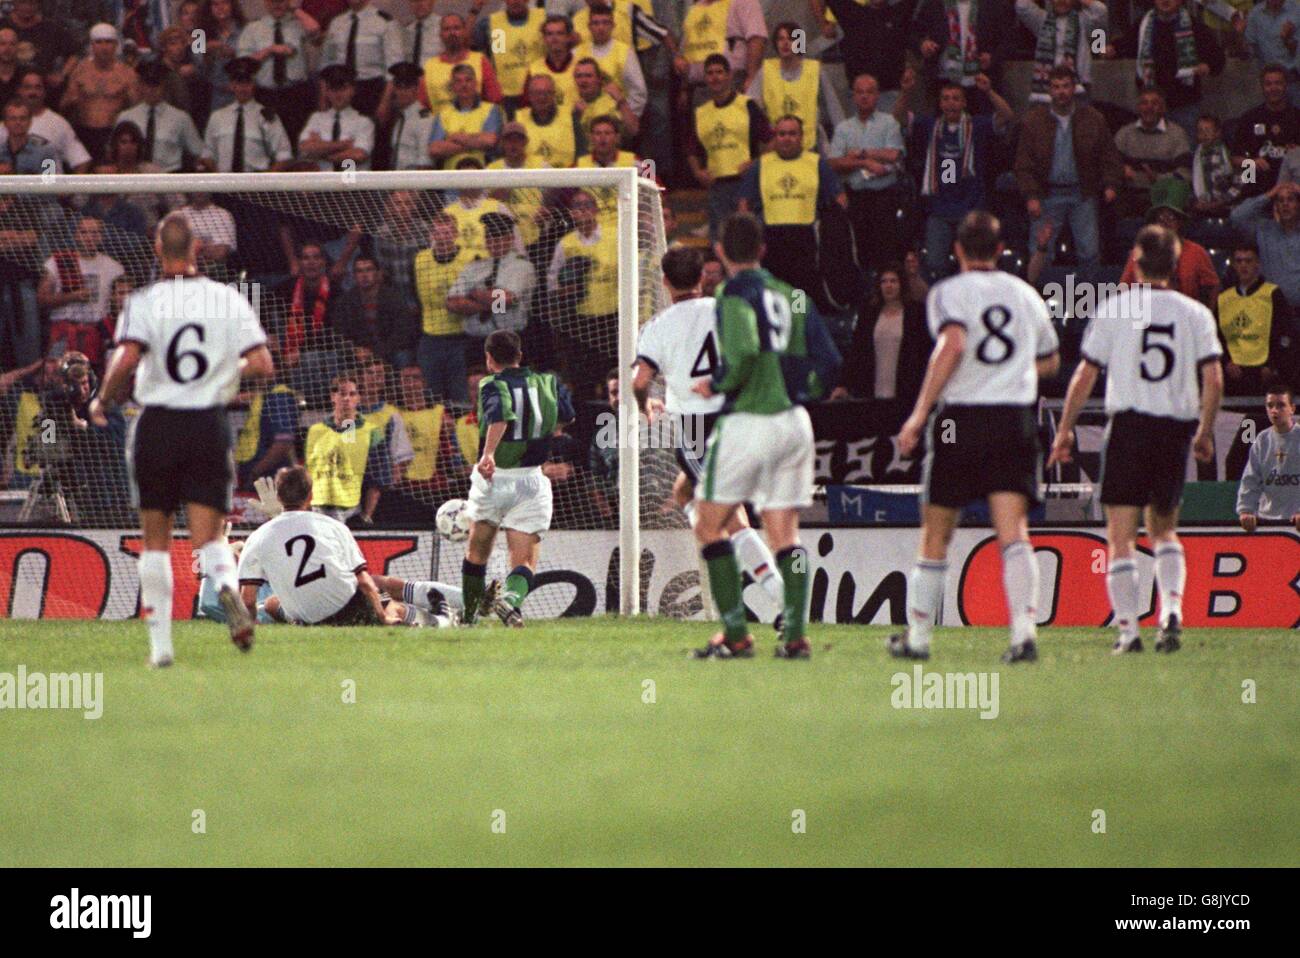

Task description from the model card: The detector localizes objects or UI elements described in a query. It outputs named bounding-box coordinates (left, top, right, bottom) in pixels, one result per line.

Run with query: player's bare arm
left=1194, top=359, right=1224, bottom=463
left=356, top=569, right=400, bottom=625
left=88, top=341, right=144, bottom=427
left=477, top=420, right=508, bottom=480
left=239, top=344, right=275, bottom=382
left=897, top=326, right=966, bottom=458
left=1047, top=360, right=1101, bottom=467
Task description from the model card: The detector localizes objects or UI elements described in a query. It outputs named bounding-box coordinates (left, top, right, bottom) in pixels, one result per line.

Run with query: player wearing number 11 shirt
left=1049, top=225, right=1223, bottom=656
left=890, top=211, right=1061, bottom=665
left=89, top=214, right=275, bottom=668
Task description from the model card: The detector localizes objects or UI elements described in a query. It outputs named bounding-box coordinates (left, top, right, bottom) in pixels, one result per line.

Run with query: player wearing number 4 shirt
left=1050, top=225, right=1224, bottom=656
left=461, top=329, right=575, bottom=628
left=89, top=214, right=275, bottom=668
left=631, top=244, right=788, bottom=629
left=691, top=213, right=842, bottom=661
left=890, top=211, right=1061, bottom=665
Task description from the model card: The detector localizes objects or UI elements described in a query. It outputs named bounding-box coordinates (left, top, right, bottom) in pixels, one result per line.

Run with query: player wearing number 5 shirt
left=1049, top=225, right=1223, bottom=656
left=90, top=214, right=275, bottom=668
left=890, top=211, right=1060, bottom=665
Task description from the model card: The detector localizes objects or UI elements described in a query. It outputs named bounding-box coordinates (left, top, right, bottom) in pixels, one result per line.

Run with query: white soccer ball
left=436, top=498, right=473, bottom=542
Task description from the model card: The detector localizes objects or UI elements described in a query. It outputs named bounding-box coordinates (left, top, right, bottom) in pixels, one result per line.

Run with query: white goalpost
left=0, top=168, right=671, bottom=619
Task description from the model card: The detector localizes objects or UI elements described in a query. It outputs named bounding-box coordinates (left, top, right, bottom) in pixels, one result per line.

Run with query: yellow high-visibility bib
left=423, top=51, right=489, bottom=116
left=519, top=107, right=576, bottom=168
left=574, top=38, right=633, bottom=97
left=13, top=390, right=41, bottom=477
left=561, top=228, right=619, bottom=316
left=488, top=8, right=546, bottom=98
left=488, top=156, right=546, bottom=245
left=305, top=419, right=380, bottom=510
left=414, top=245, right=477, bottom=336
left=573, top=0, right=656, bottom=52
left=399, top=404, right=445, bottom=481
left=682, top=0, right=731, bottom=64
left=695, top=94, right=750, bottom=178
left=437, top=99, right=497, bottom=169
left=1218, top=282, right=1278, bottom=368
left=758, top=151, right=821, bottom=226
left=445, top=197, right=510, bottom=259
left=526, top=56, right=578, bottom=109
left=762, top=58, right=820, bottom=152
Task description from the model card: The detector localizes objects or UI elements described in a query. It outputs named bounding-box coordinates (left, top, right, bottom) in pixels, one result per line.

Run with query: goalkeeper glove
left=254, top=475, right=283, bottom=517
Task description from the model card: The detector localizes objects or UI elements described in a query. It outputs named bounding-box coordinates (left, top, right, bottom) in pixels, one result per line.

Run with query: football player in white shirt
left=1049, top=225, right=1224, bottom=654
left=89, top=214, right=275, bottom=667
left=239, top=467, right=464, bottom=627
left=892, top=211, right=1061, bottom=663
left=630, top=245, right=786, bottom=626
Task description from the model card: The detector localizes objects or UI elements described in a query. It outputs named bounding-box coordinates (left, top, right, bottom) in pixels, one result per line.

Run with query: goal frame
left=5, top=167, right=655, bottom=615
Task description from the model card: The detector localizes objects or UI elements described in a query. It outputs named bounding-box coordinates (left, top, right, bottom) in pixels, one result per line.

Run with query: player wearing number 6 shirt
left=461, top=329, right=575, bottom=628
left=631, top=245, right=787, bottom=627
left=890, top=211, right=1061, bottom=665
left=691, top=213, right=842, bottom=661
left=89, top=214, right=275, bottom=668
left=1049, top=225, right=1224, bottom=656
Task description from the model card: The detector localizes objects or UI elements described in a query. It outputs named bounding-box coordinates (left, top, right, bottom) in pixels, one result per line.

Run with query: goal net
left=0, top=169, right=685, bottom=621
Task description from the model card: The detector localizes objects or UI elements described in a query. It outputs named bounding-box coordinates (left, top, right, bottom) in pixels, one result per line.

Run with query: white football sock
left=1153, top=542, right=1185, bottom=627
left=907, top=559, right=947, bottom=652
left=1002, top=540, right=1040, bottom=647
left=403, top=580, right=464, bottom=613
left=199, top=540, right=238, bottom=596
left=138, top=550, right=174, bottom=663
left=731, top=526, right=785, bottom=617
left=1106, top=557, right=1142, bottom=643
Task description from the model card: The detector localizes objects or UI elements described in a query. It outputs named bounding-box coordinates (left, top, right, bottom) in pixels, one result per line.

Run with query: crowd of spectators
left=1, top=0, right=1299, bottom=528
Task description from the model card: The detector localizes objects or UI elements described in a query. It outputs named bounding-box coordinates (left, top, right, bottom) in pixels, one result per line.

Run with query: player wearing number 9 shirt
left=891, top=211, right=1061, bottom=665
left=1048, top=225, right=1224, bottom=656
left=691, top=213, right=842, bottom=661
left=89, top=213, right=275, bottom=668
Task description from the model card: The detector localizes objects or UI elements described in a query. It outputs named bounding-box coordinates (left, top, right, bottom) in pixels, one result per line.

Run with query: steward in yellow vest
left=690, top=54, right=772, bottom=238
left=759, top=27, right=821, bottom=152
left=485, top=1, right=546, bottom=108
left=1216, top=268, right=1297, bottom=393
left=234, top=382, right=300, bottom=488
left=737, top=114, right=846, bottom=296
left=572, top=56, right=638, bottom=142
left=305, top=381, right=385, bottom=521
left=422, top=49, right=494, bottom=117
left=526, top=15, right=580, bottom=109
left=682, top=0, right=731, bottom=68
left=427, top=65, right=504, bottom=169
left=519, top=74, right=578, bottom=167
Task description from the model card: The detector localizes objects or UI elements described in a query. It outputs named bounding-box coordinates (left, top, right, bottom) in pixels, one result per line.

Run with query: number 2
left=285, top=535, right=326, bottom=588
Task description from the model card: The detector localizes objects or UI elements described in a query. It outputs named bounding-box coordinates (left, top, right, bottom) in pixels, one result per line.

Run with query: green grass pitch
left=0, top=618, right=1295, bottom=867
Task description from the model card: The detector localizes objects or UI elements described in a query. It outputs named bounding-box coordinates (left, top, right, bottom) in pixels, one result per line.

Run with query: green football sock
left=505, top=565, right=534, bottom=609
left=462, top=559, right=486, bottom=624
left=702, top=540, right=747, bottom=642
left=776, top=546, right=809, bottom=643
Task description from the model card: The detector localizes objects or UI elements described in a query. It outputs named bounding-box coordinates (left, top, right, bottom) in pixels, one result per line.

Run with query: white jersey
left=634, top=297, right=724, bottom=415
left=236, top=510, right=367, bottom=625
left=926, top=271, right=1059, bottom=406
left=1082, top=288, right=1221, bottom=421
left=115, top=275, right=266, bottom=409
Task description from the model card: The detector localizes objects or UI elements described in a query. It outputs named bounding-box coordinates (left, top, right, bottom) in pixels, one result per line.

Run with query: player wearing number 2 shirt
left=1049, top=225, right=1224, bottom=656
left=89, top=213, right=274, bottom=667
left=891, top=211, right=1060, bottom=665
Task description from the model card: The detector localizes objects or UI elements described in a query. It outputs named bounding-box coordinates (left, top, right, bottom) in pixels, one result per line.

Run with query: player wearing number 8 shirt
left=891, top=211, right=1061, bottom=665
left=89, top=214, right=275, bottom=668
left=1049, top=225, right=1224, bottom=656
